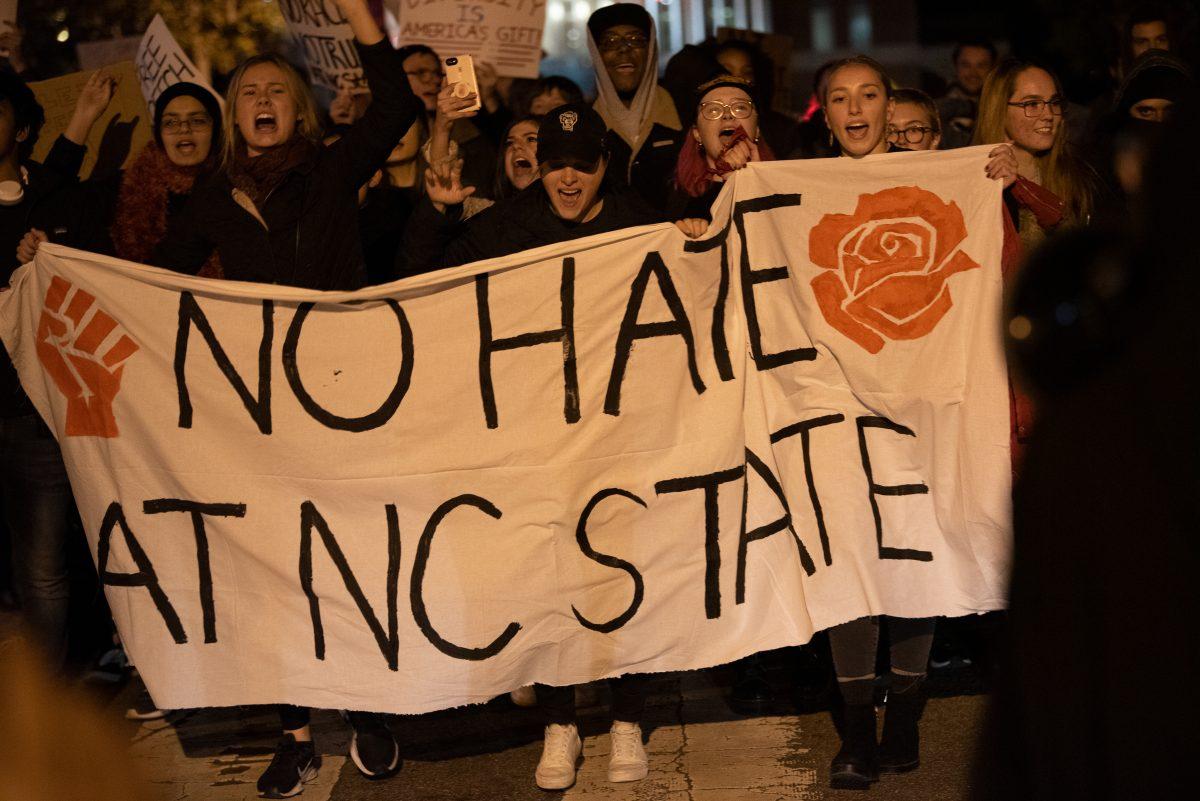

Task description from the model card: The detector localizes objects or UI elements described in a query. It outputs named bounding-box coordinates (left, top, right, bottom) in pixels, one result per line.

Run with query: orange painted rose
left=808, top=186, right=981, bottom=353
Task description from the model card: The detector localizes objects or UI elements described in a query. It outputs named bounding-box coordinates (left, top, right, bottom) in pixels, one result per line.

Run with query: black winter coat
left=154, top=40, right=420, bottom=291
left=400, top=181, right=663, bottom=276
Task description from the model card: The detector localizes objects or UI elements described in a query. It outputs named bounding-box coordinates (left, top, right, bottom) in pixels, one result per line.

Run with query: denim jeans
left=0, top=413, right=75, bottom=667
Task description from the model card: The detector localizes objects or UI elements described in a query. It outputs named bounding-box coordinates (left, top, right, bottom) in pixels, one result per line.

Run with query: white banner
left=278, top=0, right=365, bottom=92
left=395, top=0, right=547, bottom=79
left=0, top=149, right=1010, bottom=715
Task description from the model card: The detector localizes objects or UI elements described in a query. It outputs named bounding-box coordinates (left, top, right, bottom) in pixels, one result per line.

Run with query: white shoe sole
left=258, top=763, right=318, bottom=798
left=350, top=731, right=400, bottom=778
left=535, top=755, right=583, bottom=791
left=608, top=763, right=649, bottom=783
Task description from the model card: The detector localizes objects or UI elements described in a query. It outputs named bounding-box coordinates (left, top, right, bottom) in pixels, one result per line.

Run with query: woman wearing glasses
left=671, top=74, right=776, bottom=236
left=975, top=60, right=1098, bottom=253
left=974, top=60, right=1101, bottom=465
left=887, top=88, right=942, bottom=151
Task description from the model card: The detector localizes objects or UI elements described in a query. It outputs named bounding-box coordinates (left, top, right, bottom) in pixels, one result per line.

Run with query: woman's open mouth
left=254, top=112, right=277, bottom=134
left=175, top=139, right=196, bottom=155
left=717, top=126, right=738, bottom=145
left=513, top=157, right=533, bottom=171
left=844, top=121, right=870, bottom=140
left=557, top=187, right=582, bottom=208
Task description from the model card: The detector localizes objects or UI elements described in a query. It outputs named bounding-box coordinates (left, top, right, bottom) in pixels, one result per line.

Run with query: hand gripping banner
left=0, top=147, right=1011, bottom=714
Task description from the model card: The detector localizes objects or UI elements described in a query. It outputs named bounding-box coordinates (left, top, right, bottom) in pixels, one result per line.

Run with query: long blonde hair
left=973, top=59, right=1093, bottom=221
left=221, top=54, right=321, bottom=169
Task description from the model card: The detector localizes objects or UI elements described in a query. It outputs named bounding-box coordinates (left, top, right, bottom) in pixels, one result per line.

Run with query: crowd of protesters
left=0, top=0, right=1195, bottom=797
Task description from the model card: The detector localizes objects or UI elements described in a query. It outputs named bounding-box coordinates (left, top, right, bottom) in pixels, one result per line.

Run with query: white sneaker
left=607, top=721, right=648, bottom=783
left=535, top=723, right=582, bottom=790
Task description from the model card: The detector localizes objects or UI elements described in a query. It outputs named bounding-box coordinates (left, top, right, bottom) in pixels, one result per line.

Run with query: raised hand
left=720, top=138, right=760, bottom=172
left=65, top=69, right=118, bottom=145
left=435, top=83, right=479, bottom=130
left=424, top=158, right=476, bottom=212
left=35, top=276, right=139, bottom=438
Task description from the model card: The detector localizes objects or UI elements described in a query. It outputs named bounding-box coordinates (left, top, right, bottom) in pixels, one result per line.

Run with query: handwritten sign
left=29, top=61, right=150, bottom=178
left=396, top=0, right=547, bottom=79
left=135, top=15, right=215, bottom=113
left=0, top=150, right=1012, bottom=715
left=278, top=0, right=365, bottom=92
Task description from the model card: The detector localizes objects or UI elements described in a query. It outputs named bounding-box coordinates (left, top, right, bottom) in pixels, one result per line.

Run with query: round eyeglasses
left=699, top=99, right=755, bottom=121
left=886, top=125, right=933, bottom=144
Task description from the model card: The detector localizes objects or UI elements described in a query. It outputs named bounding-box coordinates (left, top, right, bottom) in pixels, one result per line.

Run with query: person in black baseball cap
left=401, top=100, right=670, bottom=276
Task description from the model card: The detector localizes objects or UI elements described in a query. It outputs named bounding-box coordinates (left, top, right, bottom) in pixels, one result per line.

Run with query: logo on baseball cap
left=537, top=103, right=609, bottom=172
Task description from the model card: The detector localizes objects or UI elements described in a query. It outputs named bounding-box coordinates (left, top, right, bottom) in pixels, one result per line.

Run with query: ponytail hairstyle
left=973, top=58, right=1094, bottom=222
left=221, top=54, right=321, bottom=169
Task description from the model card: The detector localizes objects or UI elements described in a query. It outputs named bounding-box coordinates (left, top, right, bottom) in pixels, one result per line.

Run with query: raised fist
left=35, top=276, right=139, bottom=438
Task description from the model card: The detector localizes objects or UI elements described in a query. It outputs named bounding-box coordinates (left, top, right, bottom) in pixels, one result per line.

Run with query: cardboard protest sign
left=77, top=35, right=141, bottom=72
left=278, top=0, right=365, bottom=91
left=396, top=0, right=547, bottom=79
left=0, top=149, right=1011, bottom=715
left=135, top=15, right=218, bottom=112
left=29, top=61, right=150, bottom=178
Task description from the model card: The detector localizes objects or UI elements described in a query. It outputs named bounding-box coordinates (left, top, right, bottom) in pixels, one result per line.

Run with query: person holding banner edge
left=819, top=54, right=941, bottom=791
left=402, top=103, right=659, bottom=791
left=151, top=1, right=420, bottom=796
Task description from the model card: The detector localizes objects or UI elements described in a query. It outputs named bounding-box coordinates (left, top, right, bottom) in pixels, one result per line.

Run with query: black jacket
left=400, top=181, right=663, bottom=276
left=1, top=136, right=87, bottom=418
left=154, top=40, right=420, bottom=291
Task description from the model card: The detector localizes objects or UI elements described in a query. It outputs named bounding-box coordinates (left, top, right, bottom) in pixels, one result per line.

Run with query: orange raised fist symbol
left=35, top=276, right=139, bottom=438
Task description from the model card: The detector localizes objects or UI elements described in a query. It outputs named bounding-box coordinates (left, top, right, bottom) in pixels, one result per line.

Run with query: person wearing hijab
left=586, top=2, right=685, bottom=208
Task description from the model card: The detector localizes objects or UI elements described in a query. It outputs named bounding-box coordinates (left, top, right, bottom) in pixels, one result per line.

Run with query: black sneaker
left=257, top=734, right=319, bottom=798
left=346, top=711, right=401, bottom=779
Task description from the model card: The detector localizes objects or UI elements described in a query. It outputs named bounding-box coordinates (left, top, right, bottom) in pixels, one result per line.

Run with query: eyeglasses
left=598, top=33, right=649, bottom=52
left=161, top=115, right=212, bottom=134
left=405, top=68, right=444, bottom=82
left=699, top=99, right=755, bottom=120
left=1007, top=98, right=1066, bottom=117
left=886, top=125, right=934, bottom=144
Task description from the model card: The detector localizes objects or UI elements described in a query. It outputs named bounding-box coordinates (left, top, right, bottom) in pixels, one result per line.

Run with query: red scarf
left=673, top=124, right=776, bottom=198
left=112, top=143, right=222, bottom=278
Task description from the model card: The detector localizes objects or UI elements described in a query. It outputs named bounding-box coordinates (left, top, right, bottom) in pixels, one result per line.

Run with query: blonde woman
left=153, top=1, right=422, bottom=796
left=155, top=0, right=419, bottom=294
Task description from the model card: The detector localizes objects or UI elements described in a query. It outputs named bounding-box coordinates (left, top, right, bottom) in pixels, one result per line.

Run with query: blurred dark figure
left=1089, top=49, right=1191, bottom=210
left=974, top=96, right=1199, bottom=801
left=713, top=38, right=799, bottom=157
left=789, top=61, right=838, bottom=158
left=937, top=39, right=997, bottom=149
left=662, top=44, right=722, bottom=128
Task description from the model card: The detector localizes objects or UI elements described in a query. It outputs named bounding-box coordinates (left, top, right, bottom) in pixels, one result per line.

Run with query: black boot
left=878, top=679, right=925, bottom=774
left=830, top=702, right=878, bottom=790
left=728, top=653, right=774, bottom=714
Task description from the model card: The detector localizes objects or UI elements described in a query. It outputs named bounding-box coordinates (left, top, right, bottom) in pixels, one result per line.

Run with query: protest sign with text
left=396, top=0, right=546, bottom=79
left=135, top=15, right=219, bottom=112
left=0, top=149, right=1011, bottom=715
left=279, top=0, right=365, bottom=91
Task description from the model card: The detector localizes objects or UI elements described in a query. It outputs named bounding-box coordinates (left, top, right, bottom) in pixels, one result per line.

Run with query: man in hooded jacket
left=586, top=3, right=685, bottom=209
